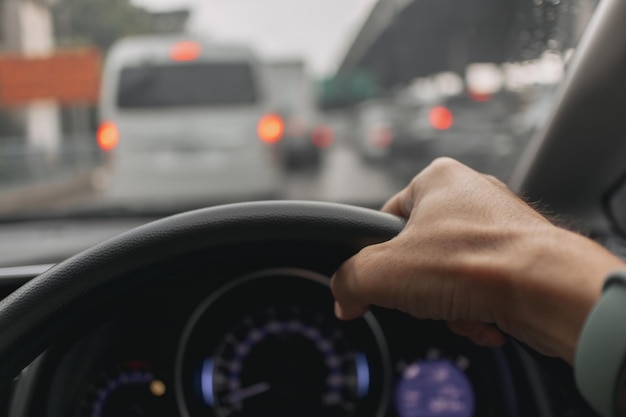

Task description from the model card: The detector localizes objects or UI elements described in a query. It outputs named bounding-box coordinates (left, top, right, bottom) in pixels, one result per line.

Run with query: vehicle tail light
left=368, top=125, right=393, bottom=148
left=429, top=106, right=454, bottom=130
left=311, top=125, right=334, bottom=148
left=257, top=114, right=284, bottom=144
left=170, top=41, right=202, bottom=62
left=468, top=90, right=492, bottom=102
left=97, top=121, right=120, bottom=151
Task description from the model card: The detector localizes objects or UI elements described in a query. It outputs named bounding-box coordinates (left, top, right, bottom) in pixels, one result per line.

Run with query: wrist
left=495, top=226, right=622, bottom=362
left=575, top=271, right=626, bottom=417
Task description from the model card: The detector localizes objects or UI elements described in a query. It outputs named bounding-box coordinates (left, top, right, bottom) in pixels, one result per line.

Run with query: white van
left=97, top=35, right=284, bottom=204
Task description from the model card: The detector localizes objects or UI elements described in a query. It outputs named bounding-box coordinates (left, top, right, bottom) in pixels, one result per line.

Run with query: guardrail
left=0, top=136, right=103, bottom=188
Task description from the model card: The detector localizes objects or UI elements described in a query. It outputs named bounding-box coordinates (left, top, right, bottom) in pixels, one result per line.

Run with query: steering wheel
left=0, top=201, right=405, bottom=389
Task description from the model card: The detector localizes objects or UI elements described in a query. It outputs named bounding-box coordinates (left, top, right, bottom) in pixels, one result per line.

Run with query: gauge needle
left=227, top=381, right=271, bottom=403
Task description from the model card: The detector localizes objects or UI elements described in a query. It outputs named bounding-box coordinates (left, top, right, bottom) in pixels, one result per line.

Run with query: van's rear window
left=117, top=62, right=258, bottom=108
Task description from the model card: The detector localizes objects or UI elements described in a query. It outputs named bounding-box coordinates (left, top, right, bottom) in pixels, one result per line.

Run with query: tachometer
left=176, top=269, right=390, bottom=417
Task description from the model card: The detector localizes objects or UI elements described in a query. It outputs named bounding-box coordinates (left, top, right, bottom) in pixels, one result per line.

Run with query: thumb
left=331, top=243, right=394, bottom=320
left=331, top=256, right=369, bottom=320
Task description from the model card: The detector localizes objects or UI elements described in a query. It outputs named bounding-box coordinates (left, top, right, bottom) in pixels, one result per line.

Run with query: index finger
left=380, top=159, right=438, bottom=217
left=381, top=186, right=414, bottom=218
left=381, top=158, right=477, bottom=218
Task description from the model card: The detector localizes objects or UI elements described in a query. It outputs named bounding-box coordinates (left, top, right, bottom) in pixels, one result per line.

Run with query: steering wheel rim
left=0, top=201, right=404, bottom=387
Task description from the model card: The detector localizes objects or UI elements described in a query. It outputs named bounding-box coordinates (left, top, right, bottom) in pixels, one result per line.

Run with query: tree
left=52, top=0, right=153, bottom=50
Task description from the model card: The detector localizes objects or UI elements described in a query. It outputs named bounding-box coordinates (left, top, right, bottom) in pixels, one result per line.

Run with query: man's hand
left=331, top=158, right=626, bottom=363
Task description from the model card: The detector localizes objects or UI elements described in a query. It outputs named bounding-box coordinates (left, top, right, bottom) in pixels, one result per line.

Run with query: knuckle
left=484, top=174, right=507, bottom=189
left=484, top=174, right=499, bottom=183
left=415, top=157, right=466, bottom=186
left=408, top=173, right=421, bottom=191
left=428, top=157, right=462, bottom=173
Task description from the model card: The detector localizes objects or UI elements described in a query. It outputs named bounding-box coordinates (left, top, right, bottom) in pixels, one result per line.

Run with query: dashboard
left=9, top=265, right=552, bottom=417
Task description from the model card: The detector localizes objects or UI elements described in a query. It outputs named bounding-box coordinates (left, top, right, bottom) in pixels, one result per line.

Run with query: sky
left=132, top=0, right=378, bottom=75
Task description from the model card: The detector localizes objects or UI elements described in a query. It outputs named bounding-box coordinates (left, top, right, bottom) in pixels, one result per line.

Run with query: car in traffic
left=264, top=60, right=332, bottom=171
left=369, top=90, right=524, bottom=182
left=353, top=98, right=398, bottom=163
left=422, top=91, right=523, bottom=180
left=353, top=97, right=435, bottom=179
left=97, top=35, right=285, bottom=204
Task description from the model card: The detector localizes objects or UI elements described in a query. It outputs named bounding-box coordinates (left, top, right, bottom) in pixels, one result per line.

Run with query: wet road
left=0, top=134, right=406, bottom=215
left=284, top=142, right=401, bottom=204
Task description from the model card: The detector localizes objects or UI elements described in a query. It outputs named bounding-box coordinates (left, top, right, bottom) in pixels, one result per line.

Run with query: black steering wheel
left=0, top=201, right=405, bottom=388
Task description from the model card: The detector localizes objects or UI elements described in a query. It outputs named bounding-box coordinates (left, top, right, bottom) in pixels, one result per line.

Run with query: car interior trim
left=509, top=0, right=626, bottom=232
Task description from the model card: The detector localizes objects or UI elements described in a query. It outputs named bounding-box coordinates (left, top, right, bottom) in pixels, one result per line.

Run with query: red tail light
left=97, top=121, right=119, bottom=151
left=369, top=125, right=393, bottom=148
left=257, top=114, right=284, bottom=144
left=170, top=41, right=202, bottom=62
left=429, top=106, right=454, bottom=130
left=468, top=90, right=492, bottom=102
left=311, top=125, right=334, bottom=148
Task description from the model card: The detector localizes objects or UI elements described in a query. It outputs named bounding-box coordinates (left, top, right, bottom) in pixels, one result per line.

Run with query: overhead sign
left=0, top=48, right=102, bottom=106
left=319, top=71, right=380, bottom=109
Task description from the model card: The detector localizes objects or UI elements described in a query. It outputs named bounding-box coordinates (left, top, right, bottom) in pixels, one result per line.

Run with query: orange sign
left=0, top=48, right=102, bottom=106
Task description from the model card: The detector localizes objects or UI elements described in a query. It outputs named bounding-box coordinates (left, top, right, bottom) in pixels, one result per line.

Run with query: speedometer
left=176, top=269, right=390, bottom=417
left=210, top=305, right=362, bottom=416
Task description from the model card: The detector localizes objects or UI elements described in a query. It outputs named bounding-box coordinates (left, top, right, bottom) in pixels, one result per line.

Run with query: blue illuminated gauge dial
left=206, top=305, right=368, bottom=417
left=395, top=356, right=475, bottom=417
left=78, top=362, right=169, bottom=417
left=176, top=270, right=390, bottom=417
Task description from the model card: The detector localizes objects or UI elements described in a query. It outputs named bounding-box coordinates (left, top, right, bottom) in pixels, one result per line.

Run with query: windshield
left=117, top=62, right=259, bottom=108
left=0, top=0, right=600, bottom=218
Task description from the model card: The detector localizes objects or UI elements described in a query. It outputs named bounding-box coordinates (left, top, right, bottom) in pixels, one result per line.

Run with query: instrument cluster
left=35, top=268, right=519, bottom=417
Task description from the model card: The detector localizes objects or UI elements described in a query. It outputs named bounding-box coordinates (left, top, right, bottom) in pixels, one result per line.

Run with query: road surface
left=0, top=136, right=406, bottom=215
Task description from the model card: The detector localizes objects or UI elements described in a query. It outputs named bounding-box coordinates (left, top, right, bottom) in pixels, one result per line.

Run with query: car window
left=0, top=0, right=601, bottom=220
left=117, top=63, right=259, bottom=108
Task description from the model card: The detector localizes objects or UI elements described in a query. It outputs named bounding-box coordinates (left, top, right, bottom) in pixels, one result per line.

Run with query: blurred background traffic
left=0, top=0, right=597, bottom=215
